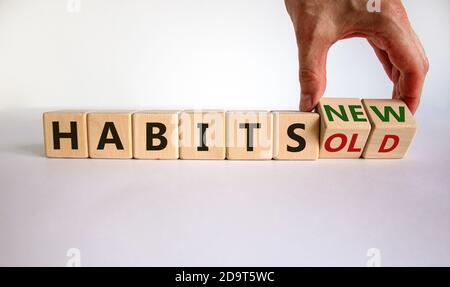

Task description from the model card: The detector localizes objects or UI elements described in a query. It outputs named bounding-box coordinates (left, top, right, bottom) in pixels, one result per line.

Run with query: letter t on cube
left=226, top=111, right=273, bottom=160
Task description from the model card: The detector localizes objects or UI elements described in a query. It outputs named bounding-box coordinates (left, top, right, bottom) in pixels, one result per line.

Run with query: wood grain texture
left=43, top=111, right=89, bottom=158
left=42, top=105, right=417, bottom=160
left=362, top=99, right=417, bottom=159
left=226, top=111, right=273, bottom=160
left=88, top=111, right=133, bottom=159
left=133, top=111, right=179, bottom=159
left=317, top=98, right=371, bottom=159
left=273, top=111, right=319, bottom=160
left=179, top=110, right=226, bottom=160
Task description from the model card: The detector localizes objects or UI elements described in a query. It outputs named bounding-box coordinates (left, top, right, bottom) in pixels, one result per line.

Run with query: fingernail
left=300, top=94, right=312, bottom=111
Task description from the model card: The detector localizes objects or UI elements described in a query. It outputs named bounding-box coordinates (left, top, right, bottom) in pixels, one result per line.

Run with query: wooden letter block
left=362, top=99, right=416, bottom=159
left=179, top=110, right=226, bottom=159
left=272, top=111, right=319, bottom=160
left=133, top=111, right=179, bottom=159
left=226, top=111, right=273, bottom=160
left=88, top=111, right=133, bottom=159
left=43, top=111, right=89, bottom=158
left=317, top=98, right=371, bottom=158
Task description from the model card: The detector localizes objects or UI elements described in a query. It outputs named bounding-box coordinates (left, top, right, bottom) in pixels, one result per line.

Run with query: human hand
left=284, top=0, right=429, bottom=114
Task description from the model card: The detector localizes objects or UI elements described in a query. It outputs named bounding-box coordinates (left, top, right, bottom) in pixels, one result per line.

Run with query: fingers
left=381, top=28, right=429, bottom=114
left=286, top=0, right=428, bottom=114
left=388, top=38, right=428, bottom=113
left=298, top=37, right=331, bottom=111
left=368, top=22, right=428, bottom=114
left=395, top=70, right=425, bottom=114
left=368, top=40, right=394, bottom=81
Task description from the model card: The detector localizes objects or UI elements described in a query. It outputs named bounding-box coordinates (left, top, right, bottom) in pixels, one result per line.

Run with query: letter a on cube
left=317, top=98, right=371, bottom=158
left=88, top=111, right=133, bottom=159
left=362, top=99, right=417, bottom=159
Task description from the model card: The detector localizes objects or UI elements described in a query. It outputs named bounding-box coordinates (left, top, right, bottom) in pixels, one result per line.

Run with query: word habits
left=43, top=98, right=417, bottom=160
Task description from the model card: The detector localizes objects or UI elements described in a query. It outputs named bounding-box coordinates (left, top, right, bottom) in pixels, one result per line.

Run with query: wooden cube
left=317, top=98, right=371, bottom=158
left=133, top=111, right=179, bottom=159
left=226, top=111, right=273, bottom=160
left=179, top=110, right=226, bottom=159
left=272, top=111, right=319, bottom=160
left=362, top=99, right=416, bottom=159
left=87, top=111, right=133, bottom=159
left=43, top=111, right=89, bottom=158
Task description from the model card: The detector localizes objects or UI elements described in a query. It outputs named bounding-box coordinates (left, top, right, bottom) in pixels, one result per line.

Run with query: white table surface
left=0, top=109, right=449, bottom=266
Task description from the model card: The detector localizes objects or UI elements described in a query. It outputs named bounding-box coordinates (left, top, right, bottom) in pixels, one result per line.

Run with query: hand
left=285, top=0, right=429, bottom=114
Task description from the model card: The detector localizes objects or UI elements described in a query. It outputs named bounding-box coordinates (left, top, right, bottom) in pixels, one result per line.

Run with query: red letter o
left=325, top=133, right=347, bottom=152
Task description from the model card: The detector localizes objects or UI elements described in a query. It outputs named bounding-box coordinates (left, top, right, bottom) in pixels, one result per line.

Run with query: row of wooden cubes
left=43, top=98, right=417, bottom=160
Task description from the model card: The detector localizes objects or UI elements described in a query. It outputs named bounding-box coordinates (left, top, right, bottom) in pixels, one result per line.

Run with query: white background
left=0, top=0, right=449, bottom=267
left=0, top=0, right=448, bottom=112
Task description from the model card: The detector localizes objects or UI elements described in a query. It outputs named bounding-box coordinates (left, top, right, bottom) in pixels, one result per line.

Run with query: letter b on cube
left=133, top=111, right=179, bottom=159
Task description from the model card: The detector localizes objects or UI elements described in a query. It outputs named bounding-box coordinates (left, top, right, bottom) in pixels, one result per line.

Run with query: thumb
left=298, top=38, right=330, bottom=111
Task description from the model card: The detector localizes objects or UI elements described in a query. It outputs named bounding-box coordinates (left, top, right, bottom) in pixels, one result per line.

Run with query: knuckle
left=372, top=2, right=409, bottom=31
left=299, top=68, right=323, bottom=93
left=423, top=56, right=430, bottom=74
left=299, top=68, right=320, bottom=83
left=413, top=58, right=429, bottom=79
left=385, top=1, right=409, bottom=21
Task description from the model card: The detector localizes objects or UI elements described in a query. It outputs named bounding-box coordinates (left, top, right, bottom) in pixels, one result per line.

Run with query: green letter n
left=324, top=105, right=348, bottom=122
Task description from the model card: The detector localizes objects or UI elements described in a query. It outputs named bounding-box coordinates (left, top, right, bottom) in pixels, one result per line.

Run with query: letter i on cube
left=179, top=110, right=226, bottom=160
left=42, top=100, right=418, bottom=160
